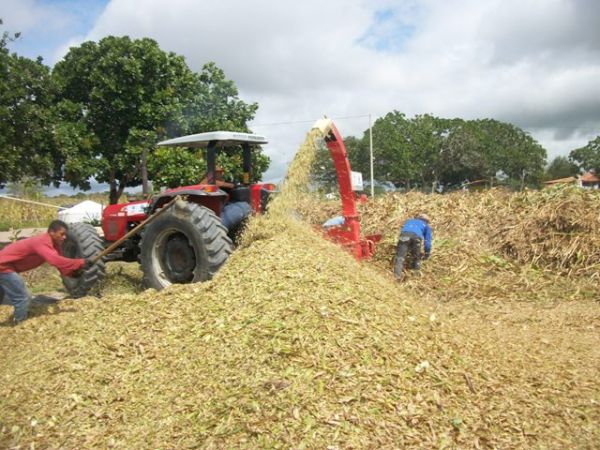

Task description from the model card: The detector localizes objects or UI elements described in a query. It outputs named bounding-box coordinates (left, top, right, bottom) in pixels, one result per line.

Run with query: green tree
left=570, top=136, right=600, bottom=174
left=53, top=36, right=199, bottom=203
left=0, top=20, right=60, bottom=187
left=474, top=119, right=546, bottom=188
left=407, top=114, right=442, bottom=186
left=358, top=112, right=448, bottom=189
left=147, top=146, right=205, bottom=188
left=51, top=99, right=99, bottom=190
left=182, top=62, right=259, bottom=133
left=148, top=145, right=269, bottom=189
left=545, top=156, right=579, bottom=180
left=351, top=112, right=546, bottom=190
left=54, top=38, right=267, bottom=201
left=436, top=119, right=491, bottom=185
left=310, top=135, right=366, bottom=192
left=370, top=111, right=420, bottom=188
left=7, top=176, right=44, bottom=199
left=150, top=62, right=268, bottom=188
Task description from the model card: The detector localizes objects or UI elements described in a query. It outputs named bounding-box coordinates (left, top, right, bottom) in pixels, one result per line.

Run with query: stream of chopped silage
left=1, top=128, right=599, bottom=449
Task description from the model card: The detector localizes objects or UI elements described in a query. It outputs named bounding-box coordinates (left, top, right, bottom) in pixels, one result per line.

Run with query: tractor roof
left=157, top=131, right=268, bottom=148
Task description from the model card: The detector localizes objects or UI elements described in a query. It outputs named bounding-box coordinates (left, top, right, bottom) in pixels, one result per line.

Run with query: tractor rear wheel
left=62, top=223, right=106, bottom=298
left=140, top=202, right=232, bottom=290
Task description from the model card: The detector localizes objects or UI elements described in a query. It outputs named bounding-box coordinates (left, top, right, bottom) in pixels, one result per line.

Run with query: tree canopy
left=545, top=156, right=579, bottom=180
left=2, top=22, right=571, bottom=197
left=52, top=36, right=267, bottom=203
left=52, top=36, right=201, bottom=203
left=569, top=136, right=600, bottom=174
left=0, top=20, right=59, bottom=187
left=148, top=62, right=269, bottom=189
left=328, top=112, right=548, bottom=191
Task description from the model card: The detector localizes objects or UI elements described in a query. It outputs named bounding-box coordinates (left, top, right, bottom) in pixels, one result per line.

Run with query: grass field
left=0, top=193, right=117, bottom=231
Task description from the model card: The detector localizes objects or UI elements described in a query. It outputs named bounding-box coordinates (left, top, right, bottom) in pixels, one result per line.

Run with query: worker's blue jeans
left=0, top=272, right=31, bottom=323
left=221, top=201, right=251, bottom=231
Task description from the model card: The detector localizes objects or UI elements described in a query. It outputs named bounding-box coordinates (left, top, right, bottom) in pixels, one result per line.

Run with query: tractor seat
left=229, top=186, right=251, bottom=203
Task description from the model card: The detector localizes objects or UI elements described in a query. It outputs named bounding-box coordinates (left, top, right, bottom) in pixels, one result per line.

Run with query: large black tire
left=61, top=223, right=106, bottom=298
left=140, top=202, right=233, bottom=290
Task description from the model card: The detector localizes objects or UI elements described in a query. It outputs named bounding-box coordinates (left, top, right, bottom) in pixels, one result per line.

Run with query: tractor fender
left=149, top=188, right=228, bottom=217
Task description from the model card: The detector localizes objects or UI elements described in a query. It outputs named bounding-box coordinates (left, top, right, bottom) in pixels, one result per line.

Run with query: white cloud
left=51, top=35, right=86, bottom=63
left=2, top=0, right=108, bottom=64
left=1, top=0, right=70, bottom=32
left=10, top=0, right=600, bottom=178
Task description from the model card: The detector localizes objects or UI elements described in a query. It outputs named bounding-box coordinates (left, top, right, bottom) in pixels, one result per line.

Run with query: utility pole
left=369, top=113, right=374, bottom=197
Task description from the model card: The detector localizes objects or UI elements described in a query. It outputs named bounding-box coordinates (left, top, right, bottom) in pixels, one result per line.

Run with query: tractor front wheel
left=139, top=202, right=232, bottom=291
left=62, top=223, right=106, bottom=298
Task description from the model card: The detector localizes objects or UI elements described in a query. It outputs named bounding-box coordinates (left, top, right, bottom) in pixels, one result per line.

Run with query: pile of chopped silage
left=298, top=185, right=600, bottom=278
left=1, top=129, right=599, bottom=448
left=495, top=186, right=600, bottom=276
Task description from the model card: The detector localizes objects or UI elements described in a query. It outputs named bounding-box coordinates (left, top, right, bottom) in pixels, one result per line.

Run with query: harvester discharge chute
left=313, top=119, right=380, bottom=260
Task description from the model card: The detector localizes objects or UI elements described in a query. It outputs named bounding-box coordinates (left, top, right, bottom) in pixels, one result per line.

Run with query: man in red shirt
left=0, top=220, right=90, bottom=324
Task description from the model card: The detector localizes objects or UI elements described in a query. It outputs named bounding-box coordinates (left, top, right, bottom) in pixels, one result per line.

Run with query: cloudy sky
left=3, top=0, right=600, bottom=183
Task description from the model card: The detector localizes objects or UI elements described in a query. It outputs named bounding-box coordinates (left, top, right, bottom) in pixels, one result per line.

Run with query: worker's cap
left=417, top=213, right=431, bottom=223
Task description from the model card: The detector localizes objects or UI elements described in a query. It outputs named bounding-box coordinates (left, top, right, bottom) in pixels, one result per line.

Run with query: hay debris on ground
left=0, top=129, right=599, bottom=449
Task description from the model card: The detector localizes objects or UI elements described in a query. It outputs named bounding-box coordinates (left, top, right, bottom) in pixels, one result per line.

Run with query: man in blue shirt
left=394, top=214, right=432, bottom=280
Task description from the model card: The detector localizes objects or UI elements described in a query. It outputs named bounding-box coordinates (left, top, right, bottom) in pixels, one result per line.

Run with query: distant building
left=544, top=172, right=599, bottom=189
left=461, top=179, right=489, bottom=191
left=578, top=171, right=600, bottom=189
left=543, top=176, right=577, bottom=187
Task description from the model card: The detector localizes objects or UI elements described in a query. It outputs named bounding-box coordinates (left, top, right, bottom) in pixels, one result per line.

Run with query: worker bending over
left=0, top=220, right=91, bottom=324
left=394, top=214, right=432, bottom=280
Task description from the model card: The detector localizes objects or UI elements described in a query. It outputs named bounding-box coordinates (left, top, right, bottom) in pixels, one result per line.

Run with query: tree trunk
left=108, top=169, right=117, bottom=204
left=108, top=177, right=127, bottom=204
left=141, top=147, right=149, bottom=196
left=109, top=181, right=119, bottom=205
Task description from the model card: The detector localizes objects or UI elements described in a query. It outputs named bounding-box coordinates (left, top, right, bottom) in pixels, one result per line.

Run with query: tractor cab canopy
left=157, top=131, right=268, bottom=148
left=157, top=131, right=268, bottom=185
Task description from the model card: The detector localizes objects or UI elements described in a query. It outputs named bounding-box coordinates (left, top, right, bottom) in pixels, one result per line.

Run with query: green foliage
left=0, top=20, right=59, bottom=187
left=569, top=136, right=600, bottom=173
left=215, top=147, right=270, bottom=185
left=149, top=145, right=270, bottom=189
left=6, top=177, right=44, bottom=200
left=51, top=99, right=99, bottom=190
left=435, top=119, right=490, bottom=183
left=150, top=62, right=267, bottom=188
left=345, top=112, right=547, bottom=190
left=52, top=38, right=267, bottom=200
left=372, top=112, right=420, bottom=186
left=182, top=62, right=259, bottom=134
left=545, top=156, right=579, bottom=180
left=52, top=36, right=199, bottom=203
left=311, top=139, right=341, bottom=190
left=148, top=146, right=206, bottom=188
left=475, top=119, right=546, bottom=186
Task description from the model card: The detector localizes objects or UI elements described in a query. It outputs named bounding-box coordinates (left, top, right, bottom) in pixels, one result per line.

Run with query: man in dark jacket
left=394, top=214, right=432, bottom=280
left=0, top=220, right=90, bottom=324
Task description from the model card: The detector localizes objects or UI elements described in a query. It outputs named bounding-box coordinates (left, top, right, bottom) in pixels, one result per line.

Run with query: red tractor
left=61, top=131, right=276, bottom=297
